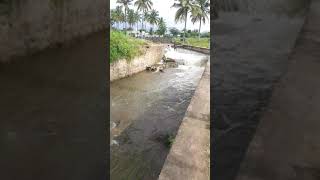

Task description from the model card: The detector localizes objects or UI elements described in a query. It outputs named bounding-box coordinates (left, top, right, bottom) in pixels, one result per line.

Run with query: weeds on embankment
left=110, top=30, right=146, bottom=63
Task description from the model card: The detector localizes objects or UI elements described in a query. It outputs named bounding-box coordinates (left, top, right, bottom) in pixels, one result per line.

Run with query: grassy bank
left=174, top=37, right=210, bottom=49
left=110, top=31, right=146, bottom=63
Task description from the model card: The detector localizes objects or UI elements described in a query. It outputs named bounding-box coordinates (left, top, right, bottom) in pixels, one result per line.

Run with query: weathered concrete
left=158, top=60, right=210, bottom=180
left=216, top=0, right=309, bottom=15
left=236, top=1, right=320, bottom=180
left=0, top=0, right=107, bottom=62
left=180, top=45, right=210, bottom=55
left=0, top=31, right=107, bottom=180
left=110, top=44, right=165, bottom=81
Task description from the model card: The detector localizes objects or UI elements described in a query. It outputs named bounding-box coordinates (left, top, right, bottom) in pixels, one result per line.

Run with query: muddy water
left=212, top=13, right=304, bottom=180
left=110, top=49, right=208, bottom=179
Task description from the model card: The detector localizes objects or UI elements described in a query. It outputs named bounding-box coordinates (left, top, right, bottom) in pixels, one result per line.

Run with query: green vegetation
left=165, top=134, right=175, bottom=148
left=172, top=0, right=210, bottom=42
left=110, top=30, right=146, bottom=63
left=174, top=37, right=209, bottom=48
left=190, top=0, right=209, bottom=39
left=134, top=0, right=153, bottom=30
left=171, top=0, right=194, bottom=42
left=156, top=17, right=167, bottom=36
left=116, top=0, right=134, bottom=29
left=146, top=9, right=159, bottom=29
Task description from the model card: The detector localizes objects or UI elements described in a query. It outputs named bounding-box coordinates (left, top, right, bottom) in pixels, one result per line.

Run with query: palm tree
left=143, top=11, right=150, bottom=30
left=127, top=9, right=136, bottom=29
left=113, top=6, right=125, bottom=29
left=147, top=9, right=159, bottom=30
left=157, top=17, right=167, bottom=36
left=191, top=0, right=209, bottom=39
left=134, top=0, right=153, bottom=30
left=111, top=9, right=117, bottom=28
left=116, top=0, right=134, bottom=30
left=134, top=11, right=141, bottom=31
left=172, top=0, right=194, bottom=43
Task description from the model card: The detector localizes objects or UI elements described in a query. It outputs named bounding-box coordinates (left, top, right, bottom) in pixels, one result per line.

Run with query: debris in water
left=111, top=140, right=119, bottom=146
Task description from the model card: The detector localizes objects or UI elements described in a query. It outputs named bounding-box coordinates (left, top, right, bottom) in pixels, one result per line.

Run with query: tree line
left=111, top=0, right=210, bottom=41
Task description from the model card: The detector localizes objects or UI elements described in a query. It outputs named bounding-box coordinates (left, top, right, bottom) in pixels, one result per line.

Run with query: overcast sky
left=110, top=0, right=210, bottom=32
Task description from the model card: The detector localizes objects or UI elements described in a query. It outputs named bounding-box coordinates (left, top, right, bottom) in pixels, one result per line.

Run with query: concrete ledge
left=158, top=60, right=210, bottom=180
left=180, top=45, right=210, bottom=55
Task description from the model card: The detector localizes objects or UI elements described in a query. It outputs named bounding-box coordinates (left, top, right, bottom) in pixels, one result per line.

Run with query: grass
left=174, top=37, right=210, bottom=49
left=110, top=30, right=147, bottom=63
left=164, top=134, right=175, bottom=148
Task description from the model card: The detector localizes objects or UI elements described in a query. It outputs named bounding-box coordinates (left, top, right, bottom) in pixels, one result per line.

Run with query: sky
left=110, top=0, right=210, bottom=32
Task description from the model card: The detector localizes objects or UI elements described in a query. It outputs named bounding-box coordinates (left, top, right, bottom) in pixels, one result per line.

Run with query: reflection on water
left=110, top=48, right=208, bottom=179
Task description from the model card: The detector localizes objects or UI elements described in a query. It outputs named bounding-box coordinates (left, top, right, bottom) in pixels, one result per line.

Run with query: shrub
left=110, top=30, right=146, bottom=63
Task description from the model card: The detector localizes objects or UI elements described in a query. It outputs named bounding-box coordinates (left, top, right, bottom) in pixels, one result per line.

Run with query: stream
left=110, top=48, right=208, bottom=179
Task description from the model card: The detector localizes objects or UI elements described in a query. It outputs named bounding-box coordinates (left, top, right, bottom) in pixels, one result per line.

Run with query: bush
left=110, top=30, right=146, bottom=63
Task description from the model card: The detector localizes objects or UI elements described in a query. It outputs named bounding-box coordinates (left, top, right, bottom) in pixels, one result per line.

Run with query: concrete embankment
left=180, top=45, right=210, bottom=55
left=0, top=0, right=106, bottom=62
left=158, top=60, right=210, bottom=180
left=110, top=44, right=165, bottom=81
left=0, top=31, right=107, bottom=180
left=236, top=1, right=320, bottom=180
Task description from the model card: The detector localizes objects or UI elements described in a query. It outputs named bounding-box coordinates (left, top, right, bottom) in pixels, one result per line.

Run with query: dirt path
left=0, top=32, right=108, bottom=180
left=237, top=1, right=320, bottom=180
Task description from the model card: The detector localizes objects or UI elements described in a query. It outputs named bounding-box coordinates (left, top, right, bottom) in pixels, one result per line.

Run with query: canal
left=110, top=48, right=209, bottom=179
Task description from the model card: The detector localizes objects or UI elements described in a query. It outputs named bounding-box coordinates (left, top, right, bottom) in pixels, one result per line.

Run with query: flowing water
left=110, top=48, right=208, bottom=179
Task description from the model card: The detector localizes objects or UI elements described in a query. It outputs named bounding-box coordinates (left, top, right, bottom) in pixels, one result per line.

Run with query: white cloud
left=110, top=0, right=210, bottom=32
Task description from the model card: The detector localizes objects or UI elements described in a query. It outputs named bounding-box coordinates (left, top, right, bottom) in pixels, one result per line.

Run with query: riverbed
left=110, top=48, right=208, bottom=179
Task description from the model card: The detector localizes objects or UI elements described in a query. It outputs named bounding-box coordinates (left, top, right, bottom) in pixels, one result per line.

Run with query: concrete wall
left=159, top=60, right=210, bottom=180
left=110, top=44, right=165, bottom=81
left=236, top=1, right=320, bottom=179
left=0, top=0, right=107, bottom=62
left=216, top=0, right=309, bottom=15
left=181, top=45, right=210, bottom=55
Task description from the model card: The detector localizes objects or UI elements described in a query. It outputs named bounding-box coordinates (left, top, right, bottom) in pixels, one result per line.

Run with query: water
left=110, top=48, right=208, bottom=179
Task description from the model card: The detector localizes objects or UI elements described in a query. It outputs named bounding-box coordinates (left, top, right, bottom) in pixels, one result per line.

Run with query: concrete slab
left=236, top=1, right=320, bottom=180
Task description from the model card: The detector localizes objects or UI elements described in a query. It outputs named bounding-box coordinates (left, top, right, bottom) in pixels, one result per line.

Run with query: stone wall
left=0, top=0, right=107, bottom=62
left=110, top=44, right=165, bottom=81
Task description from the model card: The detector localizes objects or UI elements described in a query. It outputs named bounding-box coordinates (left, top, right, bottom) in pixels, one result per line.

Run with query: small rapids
left=110, top=48, right=208, bottom=180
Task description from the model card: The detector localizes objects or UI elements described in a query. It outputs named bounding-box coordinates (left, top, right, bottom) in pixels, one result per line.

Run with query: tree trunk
left=198, top=20, right=202, bottom=39
left=124, top=8, right=127, bottom=30
left=183, top=12, right=187, bottom=43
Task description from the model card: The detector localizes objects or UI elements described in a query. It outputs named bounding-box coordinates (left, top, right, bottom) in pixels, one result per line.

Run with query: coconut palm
left=111, top=9, right=117, bottom=27
left=116, top=0, right=134, bottom=30
left=112, top=6, right=125, bottom=29
left=191, top=0, right=209, bottom=39
left=143, top=11, right=150, bottom=30
left=157, top=17, right=167, bottom=36
left=172, top=0, right=195, bottom=42
left=127, top=9, right=136, bottom=29
left=146, top=9, right=159, bottom=30
left=134, top=0, right=153, bottom=30
left=134, top=11, right=142, bottom=31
